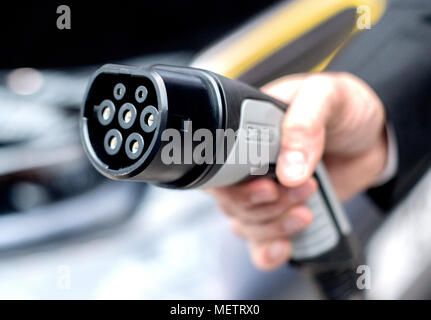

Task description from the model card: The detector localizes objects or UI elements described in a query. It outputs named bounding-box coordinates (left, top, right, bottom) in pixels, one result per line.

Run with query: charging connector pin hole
left=109, top=136, right=118, bottom=150
left=135, top=86, right=148, bottom=103
left=102, top=107, right=111, bottom=120
left=104, top=129, right=122, bottom=155
left=146, top=114, right=154, bottom=127
left=124, top=132, right=144, bottom=159
left=113, top=83, right=126, bottom=100
left=131, top=141, right=139, bottom=154
left=124, top=110, right=132, bottom=123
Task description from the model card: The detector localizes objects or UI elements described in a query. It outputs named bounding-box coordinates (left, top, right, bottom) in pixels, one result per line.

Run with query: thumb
left=265, top=75, right=341, bottom=187
left=261, top=73, right=307, bottom=103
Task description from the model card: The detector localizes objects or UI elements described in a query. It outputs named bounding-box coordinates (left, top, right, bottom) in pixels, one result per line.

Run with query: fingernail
left=287, top=181, right=315, bottom=203
left=281, top=151, right=308, bottom=182
left=249, top=191, right=277, bottom=205
left=267, top=241, right=289, bottom=261
left=283, top=217, right=307, bottom=234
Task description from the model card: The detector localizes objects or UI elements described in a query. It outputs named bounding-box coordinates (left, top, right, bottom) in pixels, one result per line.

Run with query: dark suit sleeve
left=327, top=0, right=431, bottom=210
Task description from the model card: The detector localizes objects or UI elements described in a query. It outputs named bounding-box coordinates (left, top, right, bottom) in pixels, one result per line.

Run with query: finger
left=214, top=179, right=317, bottom=223
left=249, top=239, right=291, bottom=271
left=206, top=177, right=280, bottom=208
left=272, top=75, right=343, bottom=187
left=230, top=205, right=313, bottom=242
left=323, top=127, right=388, bottom=202
left=231, top=179, right=317, bottom=223
left=261, top=74, right=308, bottom=103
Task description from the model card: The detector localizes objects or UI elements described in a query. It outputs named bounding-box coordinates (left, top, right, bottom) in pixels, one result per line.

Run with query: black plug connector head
left=81, top=64, right=228, bottom=187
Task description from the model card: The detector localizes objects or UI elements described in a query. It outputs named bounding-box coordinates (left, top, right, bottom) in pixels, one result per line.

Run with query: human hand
left=207, top=72, right=388, bottom=270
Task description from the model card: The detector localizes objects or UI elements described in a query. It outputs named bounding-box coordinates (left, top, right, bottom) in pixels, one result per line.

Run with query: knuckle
left=249, top=246, right=269, bottom=270
left=245, top=206, right=284, bottom=223
left=230, top=221, right=246, bottom=238
left=218, top=201, right=235, bottom=217
left=281, top=122, right=324, bottom=141
left=301, top=74, right=337, bottom=92
left=275, top=220, right=289, bottom=237
left=334, top=71, right=355, bottom=83
left=206, top=188, right=229, bottom=202
left=280, top=126, right=325, bottom=154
